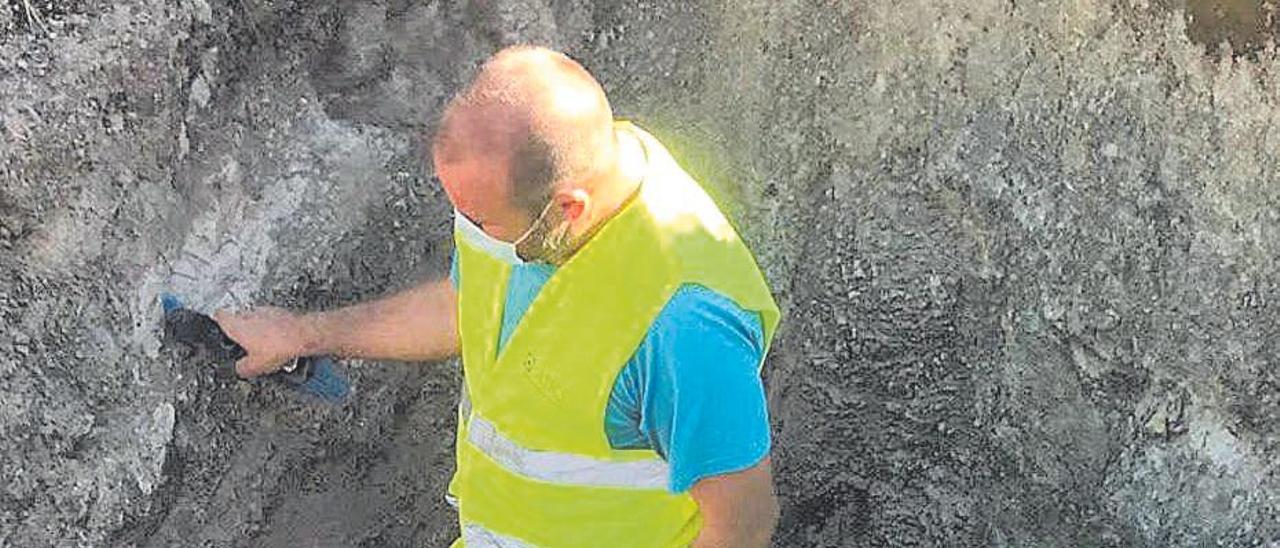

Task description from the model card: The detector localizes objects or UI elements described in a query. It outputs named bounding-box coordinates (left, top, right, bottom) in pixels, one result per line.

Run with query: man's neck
left=584, top=129, right=648, bottom=230
left=541, top=128, right=648, bottom=266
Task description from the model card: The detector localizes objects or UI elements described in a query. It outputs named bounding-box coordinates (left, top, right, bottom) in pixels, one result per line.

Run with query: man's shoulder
left=645, top=284, right=765, bottom=355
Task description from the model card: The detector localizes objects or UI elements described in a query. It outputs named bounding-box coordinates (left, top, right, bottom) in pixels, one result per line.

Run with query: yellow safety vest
left=449, top=123, right=781, bottom=547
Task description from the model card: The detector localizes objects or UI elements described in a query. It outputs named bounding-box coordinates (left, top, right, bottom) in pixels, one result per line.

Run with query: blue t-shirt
left=451, top=251, right=770, bottom=492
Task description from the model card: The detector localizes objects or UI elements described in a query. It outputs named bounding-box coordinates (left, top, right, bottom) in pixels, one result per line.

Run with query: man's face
left=433, top=149, right=535, bottom=244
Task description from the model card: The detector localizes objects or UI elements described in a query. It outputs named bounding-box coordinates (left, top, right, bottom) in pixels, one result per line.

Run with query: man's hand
left=690, top=457, right=779, bottom=547
left=213, top=306, right=315, bottom=378
left=214, top=278, right=459, bottom=376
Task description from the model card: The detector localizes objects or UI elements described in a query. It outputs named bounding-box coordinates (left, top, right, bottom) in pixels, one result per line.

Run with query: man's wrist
left=294, top=312, right=328, bottom=356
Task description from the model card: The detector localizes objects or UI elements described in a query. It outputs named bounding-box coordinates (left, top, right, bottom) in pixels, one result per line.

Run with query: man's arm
left=213, top=277, right=458, bottom=378
left=690, top=457, right=779, bottom=547
left=616, top=284, right=777, bottom=545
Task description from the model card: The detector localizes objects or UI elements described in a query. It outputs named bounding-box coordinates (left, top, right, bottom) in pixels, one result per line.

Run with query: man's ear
left=560, top=188, right=590, bottom=222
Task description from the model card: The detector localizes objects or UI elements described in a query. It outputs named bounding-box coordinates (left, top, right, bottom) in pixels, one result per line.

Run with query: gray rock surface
left=1, top=0, right=1277, bottom=546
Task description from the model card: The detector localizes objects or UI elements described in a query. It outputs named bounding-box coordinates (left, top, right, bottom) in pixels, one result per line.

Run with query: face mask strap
left=513, top=198, right=557, bottom=249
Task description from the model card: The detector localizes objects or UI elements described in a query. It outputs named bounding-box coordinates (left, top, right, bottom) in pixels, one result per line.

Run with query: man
left=215, top=46, right=781, bottom=547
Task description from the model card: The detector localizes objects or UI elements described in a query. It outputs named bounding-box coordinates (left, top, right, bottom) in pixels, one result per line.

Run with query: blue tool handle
left=275, top=355, right=351, bottom=404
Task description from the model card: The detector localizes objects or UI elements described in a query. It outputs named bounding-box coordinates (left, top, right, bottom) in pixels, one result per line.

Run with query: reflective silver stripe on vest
left=466, top=413, right=670, bottom=490
left=463, top=523, right=534, bottom=547
left=459, top=383, right=473, bottom=421
left=448, top=386, right=470, bottom=512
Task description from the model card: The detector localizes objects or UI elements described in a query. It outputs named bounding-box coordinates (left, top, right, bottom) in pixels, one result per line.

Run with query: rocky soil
left=2, top=1, right=1278, bottom=546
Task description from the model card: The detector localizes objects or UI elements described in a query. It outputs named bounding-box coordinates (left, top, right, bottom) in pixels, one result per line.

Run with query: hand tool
left=160, top=293, right=350, bottom=404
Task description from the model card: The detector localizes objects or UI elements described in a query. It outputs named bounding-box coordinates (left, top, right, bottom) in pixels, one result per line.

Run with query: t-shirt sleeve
left=449, top=247, right=460, bottom=287
left=626, top=284, right=771, bottom=493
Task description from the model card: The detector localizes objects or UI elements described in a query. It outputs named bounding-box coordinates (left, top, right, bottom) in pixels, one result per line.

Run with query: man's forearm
left=690, top=458, right=779, bottom=548
left=300, top=278, right=458, bottom=362
left=692, top=514, right=776, bottom=548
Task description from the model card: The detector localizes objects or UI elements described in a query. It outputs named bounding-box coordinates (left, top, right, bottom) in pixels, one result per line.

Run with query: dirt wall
left=2, top=1, right=1277, bottom=546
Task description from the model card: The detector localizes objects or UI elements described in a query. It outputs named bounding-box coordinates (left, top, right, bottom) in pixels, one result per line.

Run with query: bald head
left=433, top=46, right=618, bottom=214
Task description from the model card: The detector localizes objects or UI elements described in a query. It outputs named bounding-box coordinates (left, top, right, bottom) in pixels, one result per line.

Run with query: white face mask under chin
left=454, top=209, right=525, bottom=265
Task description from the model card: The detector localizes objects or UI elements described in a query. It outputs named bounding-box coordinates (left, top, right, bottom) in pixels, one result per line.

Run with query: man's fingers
left=234, top=355, right=261, bottom=379
left=212, top=309, right=235, bottom=333
left=212, top=309, right=248, bottom=345
left=213, top=307, right=292, bottom=379
left=235, top=353, right=289, bottom=379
